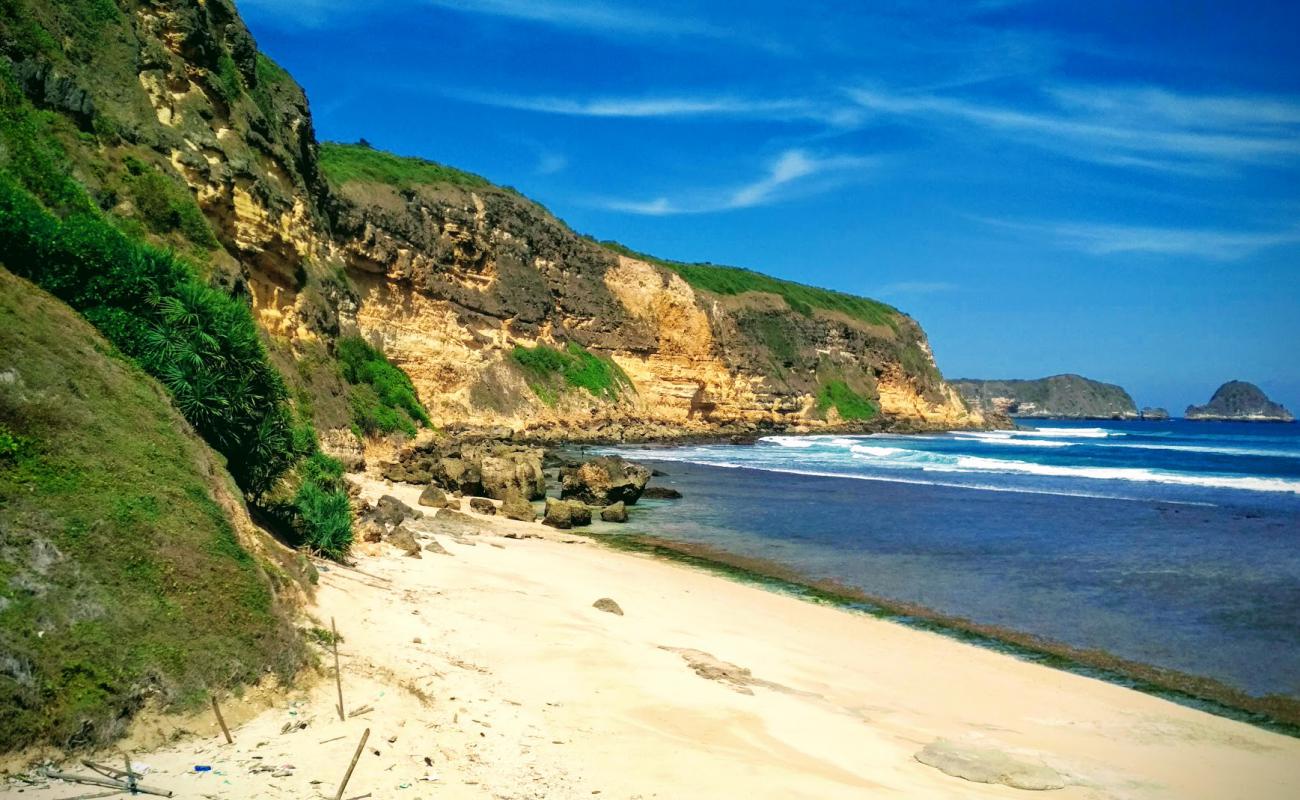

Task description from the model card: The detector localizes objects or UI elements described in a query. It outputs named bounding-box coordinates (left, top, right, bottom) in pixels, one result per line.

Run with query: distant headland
left=1186, top=381, right=1295, bottom=422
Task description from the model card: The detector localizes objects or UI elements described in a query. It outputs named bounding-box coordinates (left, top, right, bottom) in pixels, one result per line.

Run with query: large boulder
left=561, top=456, right=651, bottom=505
left=478, top=446, right=546, bottom=500
left=642, top=486, right=682, bottom=500
left=418, top=485, right=451, bottom=508
left=371, top=494, right=420, bottom=526
left=600, top=502, right=628, bottom=523
left=543, top=498, right=592, bottom=529
left=499, top=490, right=537, bottom=522
left=387, top=525, right=422, bottom=558
left=468, top=497, right=497, bottom=515
left=435, top=457, right=483, bottom=496
left=429, top=508, right=489, bottom=536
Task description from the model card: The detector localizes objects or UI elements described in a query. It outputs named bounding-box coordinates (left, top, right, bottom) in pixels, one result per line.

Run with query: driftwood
left=80, top=760, right=142, bottom=781
left=333, top=616, right=345, bottom=722
left=42, top=768, right=172, bottom=797
left=211, top=695, right=233, bottom=744
left=333, top=728, right=370, bottom=800
left=346, top=704, right=373, bottom=718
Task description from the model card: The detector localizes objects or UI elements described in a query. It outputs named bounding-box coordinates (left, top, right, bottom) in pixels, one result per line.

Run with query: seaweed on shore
left=589, top=531, right=1300, bottom=738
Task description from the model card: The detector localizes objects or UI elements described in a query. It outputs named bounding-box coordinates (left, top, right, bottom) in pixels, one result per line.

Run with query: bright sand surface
left=7, top=477, right=1300, bottom=799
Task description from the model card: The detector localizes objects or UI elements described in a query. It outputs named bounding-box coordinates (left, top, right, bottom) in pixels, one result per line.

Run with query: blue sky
left=239, top=0, right=1300, bottom=414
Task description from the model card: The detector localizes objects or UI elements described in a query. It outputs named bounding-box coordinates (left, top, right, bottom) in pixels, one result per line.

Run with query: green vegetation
left=0, top=267, right=306, bottom=750
left=511, top=342, right=631, bottom=405
left=0, top=66, right=93, bottom=214
left=816, top=380, right=878, bottom=422
left=213, top=52, right=243, bottom=104
left=118, top=156, right=218, bottom=249
left=0, top=0, right=120, bottom=64
left=598, top=240, right=899, bottom=329
left=251, top=53, right=290, bottom=125
left=337, top=335, right=430, bottom=436
left=0, top=116, right=351, bottom=559
left=318, top=141, right=491, bottom=190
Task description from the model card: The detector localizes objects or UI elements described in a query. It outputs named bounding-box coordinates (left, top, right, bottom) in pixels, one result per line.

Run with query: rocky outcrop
left=952, top=375, right=1138, bottom=420
left=468, top=497, right=496, bottom=515
left=499, top=490, right=536, bottom=522
left=561, top=456, right=651, bottom=505
left=1186, top=381, right=1294, bottom=422
left=418, top=485, right=451, bottom=508
left=383, top=437, right=546, bottom=499
left=642, top=486, right=683, bottom=500
left=543, top=498, right=592, bottom=529
left=600, top=502, right=629, bottom=523
left=1141, top=407, right=1170, bottom=421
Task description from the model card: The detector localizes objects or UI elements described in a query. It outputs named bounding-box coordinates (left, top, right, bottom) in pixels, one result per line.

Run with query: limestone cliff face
left=3, top=0, right=985, bottom=440
left=328, top=179, right=984, bottom=436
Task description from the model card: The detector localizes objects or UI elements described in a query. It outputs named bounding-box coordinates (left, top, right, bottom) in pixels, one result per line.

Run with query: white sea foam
left=925, top=455, right=1300, bottom=494
left=604, top=449, right=1218, bottom=505
left=849, top=445, right=908, bottom=457
left=1095, top=441, right=1299, bottom=459
left=761, top=435, right=816, bottom=448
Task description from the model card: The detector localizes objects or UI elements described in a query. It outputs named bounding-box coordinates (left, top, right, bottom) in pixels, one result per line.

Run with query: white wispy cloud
left=446, top=91, right=861, bottom=126
left=240, top=0, right=772, bottom=45
left=535, top=151, right=568, bottom=175
left=425, top=0, right=733, bottom=40
left=600, top=149, right=876, bottom=215
left=848, top=85, right=1300, bottom=172
left=980, top=217, right=1300, bottom=260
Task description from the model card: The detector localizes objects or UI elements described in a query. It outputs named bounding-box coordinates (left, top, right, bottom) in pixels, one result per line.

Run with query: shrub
left=337, top=335, right=428, bottom=435
left=816, top=380, right=878, bottom=422
left=511, top=342, right=630, bottom=403
left=294, top=476, right=352, bottom=559
left=120, top=157, right=218, bottom=249
left=0, top=171, right=353, bottom=556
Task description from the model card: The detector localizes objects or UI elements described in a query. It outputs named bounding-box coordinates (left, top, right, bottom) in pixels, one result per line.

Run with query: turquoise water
left=606, top=420, right=1300, bottom=700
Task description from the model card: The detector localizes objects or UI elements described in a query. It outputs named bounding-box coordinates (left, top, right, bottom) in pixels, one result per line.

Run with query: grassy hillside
left=0, top=268, right=308, bottom=751
left=319, top=142, right=491, bottom=190
left=597, top=240, right=900, bottom=329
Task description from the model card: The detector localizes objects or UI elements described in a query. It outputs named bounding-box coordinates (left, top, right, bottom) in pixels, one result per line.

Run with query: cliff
left=0, top=0, right=983, bottom=450
left=1186, top=381, right=1294, bottom=422
left=951, top=375, right=1138, bottom=420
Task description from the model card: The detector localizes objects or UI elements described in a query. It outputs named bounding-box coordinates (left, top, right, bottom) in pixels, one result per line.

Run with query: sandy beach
left=7, top=477, right=1300, bottom=800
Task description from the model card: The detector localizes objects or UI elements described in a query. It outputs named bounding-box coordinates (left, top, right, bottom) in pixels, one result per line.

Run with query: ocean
left=601, top=419, right=1300, bottom=714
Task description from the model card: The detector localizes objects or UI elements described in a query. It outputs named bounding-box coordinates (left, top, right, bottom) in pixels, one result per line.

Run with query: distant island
left=951, top=374, right=1138, bottom=420
left=1186, top=381, right=1294, bottom=422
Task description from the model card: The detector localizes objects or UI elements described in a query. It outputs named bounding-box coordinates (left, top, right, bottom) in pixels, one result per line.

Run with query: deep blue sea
left=604, top=420, right=1300, bottom=701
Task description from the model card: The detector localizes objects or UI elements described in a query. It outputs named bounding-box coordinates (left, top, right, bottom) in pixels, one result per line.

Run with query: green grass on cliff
left=319, top=142, right=491, bottom=190
left=0, top=76, right=352, bottom=559
left=511, top=342, right=631, bottom=405
left=337, top=335, right=430, bottom=436
left=816, top=379, right=878, bottom=422
left=0, top=267, right=307, bottom=751
left=597, top=240, right=899, bottom=329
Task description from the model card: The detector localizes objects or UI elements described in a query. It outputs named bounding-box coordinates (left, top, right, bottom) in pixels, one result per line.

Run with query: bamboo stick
left=42, top=768, right=172, bottom=797
left=332, top=728, right=370, bottom=800
left=211, top=695, right=233, bottom=744
left=333, top=616, right=345, bottom=721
